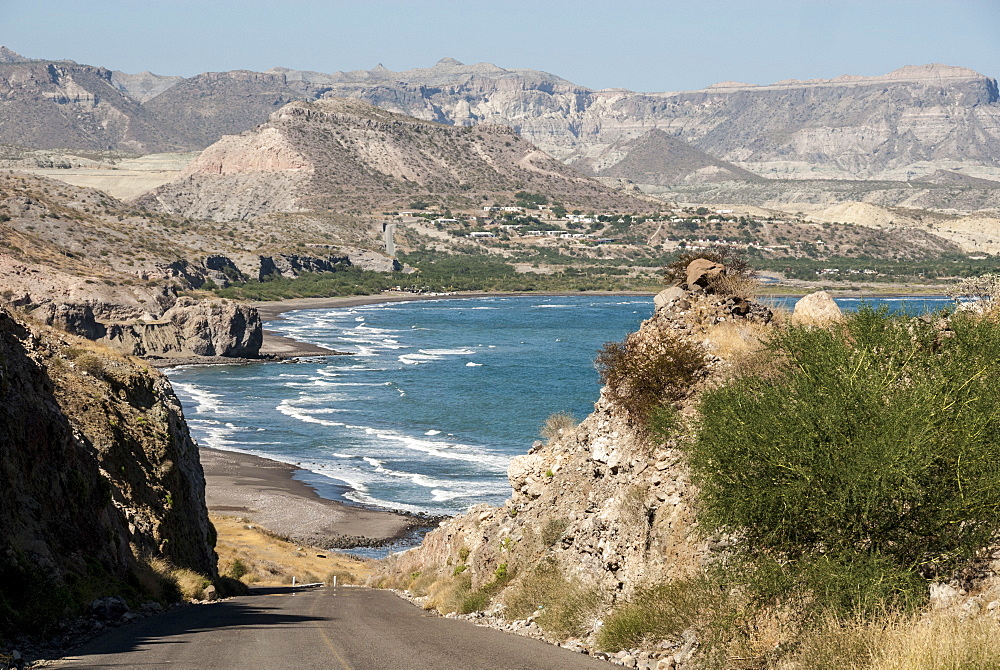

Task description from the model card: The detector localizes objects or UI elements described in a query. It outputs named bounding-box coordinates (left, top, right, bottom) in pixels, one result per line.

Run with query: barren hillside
left=139, top=98, right=651, bottom=220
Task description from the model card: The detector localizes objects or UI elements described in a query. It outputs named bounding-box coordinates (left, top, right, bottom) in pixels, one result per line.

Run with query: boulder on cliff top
left=685, top=258, right=726, bottom=291
left=792, top=291, right=843, bottom=325
left=654, top=286, right=687, bottom=311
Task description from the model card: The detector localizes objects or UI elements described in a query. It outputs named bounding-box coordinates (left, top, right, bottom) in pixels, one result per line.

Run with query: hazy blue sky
left=2, top=0, right=997, bottom=92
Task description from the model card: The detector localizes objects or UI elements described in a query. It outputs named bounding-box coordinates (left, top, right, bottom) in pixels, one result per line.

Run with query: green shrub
left=596, top=332, right=705, bottom=426
left=459, top=589, right=490, bottom=614
left=691, top=307, right=1000, bottom=581
left=597, top=576, right=725, bottom=651
left=227, top=558, right=248, bottom=580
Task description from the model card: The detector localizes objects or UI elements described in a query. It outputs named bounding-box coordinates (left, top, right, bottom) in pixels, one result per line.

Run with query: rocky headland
left=371, top=262, right=1000, bottom=668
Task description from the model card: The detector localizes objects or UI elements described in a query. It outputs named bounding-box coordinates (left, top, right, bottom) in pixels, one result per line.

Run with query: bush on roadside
left=597, top=575, right=726, bottom=652
left=172, top=568, right=211, bottom=600
left=690, top=306, right=1000, bottom=592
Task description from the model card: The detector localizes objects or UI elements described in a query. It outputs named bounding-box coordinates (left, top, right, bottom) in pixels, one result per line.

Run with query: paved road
left=54, top=586, right=613, bottom=669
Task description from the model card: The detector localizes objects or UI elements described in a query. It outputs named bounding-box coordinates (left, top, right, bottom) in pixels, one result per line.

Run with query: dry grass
left=703, top=321, right=769, bottom=360
left=540, top=411, right=576, bottom=441
left=677, top=604, right=1000, bottom=669
left=172, top=568, right=211, bottom=600
left=503, top=559, right=601, bottom=638
left=867, top=612, right=1000, bottom=670
left=211, top=515, right=372, bottom=587
left=712, top=273, right=760, bottom=300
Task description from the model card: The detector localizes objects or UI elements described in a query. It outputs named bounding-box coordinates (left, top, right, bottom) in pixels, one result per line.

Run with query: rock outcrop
left=0, top=307, right=217, bottom=635
left=0, top=258, right=264, bottom=360
left=103, top=297, right=262, bottom=358
left=374, top=271, right=774, bottom=657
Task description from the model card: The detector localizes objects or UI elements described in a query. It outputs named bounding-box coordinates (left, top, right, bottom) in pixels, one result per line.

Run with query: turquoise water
left=166, top=294, right=955, bottom=519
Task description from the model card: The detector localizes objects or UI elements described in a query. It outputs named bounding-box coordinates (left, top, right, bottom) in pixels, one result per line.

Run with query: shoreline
left=252, top=289, right=953, bottom=359
left=253, top=290, right=655, bottom=321
left=196, top=289, right=955, bottom=545
left=199, top=447, right=428, bottom=549
left=254, top=291, right=655, bottom=358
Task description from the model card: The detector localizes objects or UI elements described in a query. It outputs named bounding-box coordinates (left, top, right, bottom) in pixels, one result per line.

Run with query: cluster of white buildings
left=816, top=268, right=879, bottom=276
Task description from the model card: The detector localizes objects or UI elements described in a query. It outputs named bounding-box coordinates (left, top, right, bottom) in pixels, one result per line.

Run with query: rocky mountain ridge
left=138, top=97, right=648, bottom=219
left=3, top=47, right=998, bottom=184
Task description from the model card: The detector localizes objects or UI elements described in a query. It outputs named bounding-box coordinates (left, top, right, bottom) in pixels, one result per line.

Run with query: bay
left=167, top=293, right=955, bottom=519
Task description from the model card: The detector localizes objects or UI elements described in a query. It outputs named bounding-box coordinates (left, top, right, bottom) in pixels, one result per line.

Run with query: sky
left=1, top=0, right=998, bottom=92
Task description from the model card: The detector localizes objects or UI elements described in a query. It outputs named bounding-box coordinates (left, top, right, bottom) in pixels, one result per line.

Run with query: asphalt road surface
left=53, top=586, right=614, bottom=669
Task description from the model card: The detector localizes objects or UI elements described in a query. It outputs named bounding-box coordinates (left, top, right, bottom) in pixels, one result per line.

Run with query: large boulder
left=654, top=286, right=686, bottom=311
left=791, top=291, right=843, bottom=325
left=685, top=258, right=725, bottom=290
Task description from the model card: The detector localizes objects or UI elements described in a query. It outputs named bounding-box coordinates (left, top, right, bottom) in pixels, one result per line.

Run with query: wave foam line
left=172, top=382, right=223, bottom=413
left=350, top=426, right=509, bottom=470
left=276, top=399, right=346, bottom=427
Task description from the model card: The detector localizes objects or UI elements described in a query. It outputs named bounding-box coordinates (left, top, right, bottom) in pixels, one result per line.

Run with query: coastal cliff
left=374, top=273, right=1000, bottom=668
left=372, top=277, right=774, bottom=664
left=0, top=307, right=217, bottom=638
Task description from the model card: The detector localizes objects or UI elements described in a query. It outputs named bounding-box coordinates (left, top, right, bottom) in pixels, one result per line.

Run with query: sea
left=166, top=294, right=955, bottom=534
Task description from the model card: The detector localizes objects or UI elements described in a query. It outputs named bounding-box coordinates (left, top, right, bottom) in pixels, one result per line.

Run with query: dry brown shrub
left=711, top=272, right=760, bottom=300
left=662, top=249, right=756, bottom=296
left=596, top=331, right=706, bottom=426
left=74, top=352, right=107, bottom=378
left=540, top=411, right=576, bottom=441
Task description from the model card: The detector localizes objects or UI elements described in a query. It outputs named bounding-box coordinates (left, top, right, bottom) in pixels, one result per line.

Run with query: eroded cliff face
left=0, top=308, right=217, bottom=635
left=373, top=286, right=773, bottom=653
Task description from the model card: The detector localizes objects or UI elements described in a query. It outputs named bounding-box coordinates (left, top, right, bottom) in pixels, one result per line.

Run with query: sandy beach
left=200, top=447, right=419, bottom=548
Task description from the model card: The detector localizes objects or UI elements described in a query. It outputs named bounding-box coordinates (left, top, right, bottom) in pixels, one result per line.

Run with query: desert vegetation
left=593, top=296, right=1000, bottom=667
left=375, top=262, right=1000, bottom=668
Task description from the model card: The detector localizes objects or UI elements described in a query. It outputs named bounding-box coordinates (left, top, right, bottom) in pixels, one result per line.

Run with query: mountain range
left=2, top=48, right=998, bottom=184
